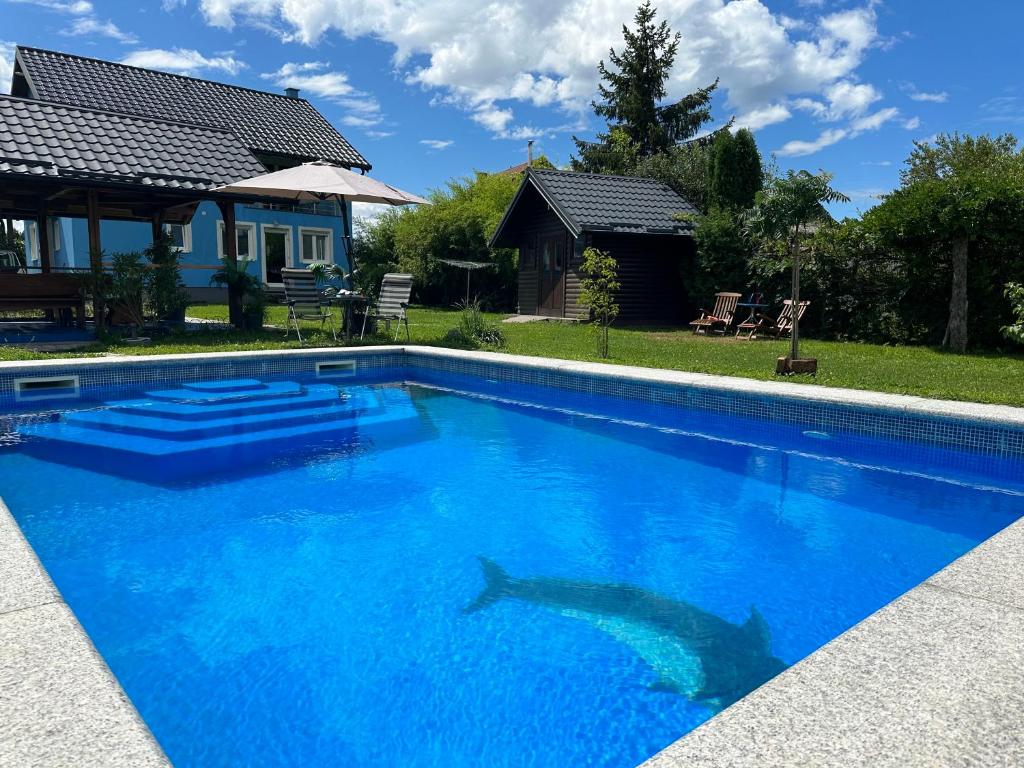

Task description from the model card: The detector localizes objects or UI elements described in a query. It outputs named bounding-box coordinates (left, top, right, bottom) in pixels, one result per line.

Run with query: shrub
left=452, top=300, right=505, bottom=347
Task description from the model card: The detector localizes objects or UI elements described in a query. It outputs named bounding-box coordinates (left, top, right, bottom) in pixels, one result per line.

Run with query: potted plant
left=145, top=233, right=190, bottom=326
left=109, top=251, right=149, bottom=344
left=241, top=281, right=267, bottom=331
left=211, top=258, right=266, bottom=331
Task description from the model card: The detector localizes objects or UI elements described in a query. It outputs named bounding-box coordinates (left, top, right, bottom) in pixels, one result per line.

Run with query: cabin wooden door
left=537, top=233, right=564, bottom=316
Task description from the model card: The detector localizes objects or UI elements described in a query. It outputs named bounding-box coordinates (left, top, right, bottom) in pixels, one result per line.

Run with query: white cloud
left=734, top=103, right=791, bottom=131
left=909, top=90, right=948, bottom=103
left=850, top=106, right=899, bottom=132
left=776, top=128, right=848, bottom=157
left=778, top=103, right=899, bottom=157
left=860, top=160, right=892, bottom=167
left=261, top=61, right=355, bottom=99
left=192, top=0, right=884, bottom=137
left=420, top=139, right=453, bottom=150
left=14, top=0, right=137, bottom=44
left=260, top=61, right=384, bottom=127
left=365, top=130, right=394, bottom=139
left=903, top=116, right=921, bottom=130
left=0, top=41, right=14, bottom=95
left=62, top=17, right=138, bottom=43
left=121, top=48, right=246, bottom=76
left=9, top=0, right=93, bottom=14
left=353, top=201, right=392, bottom=225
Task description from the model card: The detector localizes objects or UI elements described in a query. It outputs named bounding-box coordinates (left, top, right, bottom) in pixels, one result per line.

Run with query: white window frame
left=23, top=220, right=61, bottom=264
left=216, top=221, right=257, bottom=261
left=163, top=222, right=193, bottom=253
left=25, top=221, right=39, bottom=265
left=298, top=226, right=333, bottom=264
left=259, top=224, right=293, bottom=286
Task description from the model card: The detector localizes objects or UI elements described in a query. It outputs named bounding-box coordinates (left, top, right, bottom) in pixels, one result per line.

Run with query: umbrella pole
left=337, top=194, right=355, bottom=285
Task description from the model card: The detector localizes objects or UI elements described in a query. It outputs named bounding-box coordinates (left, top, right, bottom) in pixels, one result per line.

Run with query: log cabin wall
left=509, top=185, right=568, bottom=316
left=589, top=232, right=694, bottom=325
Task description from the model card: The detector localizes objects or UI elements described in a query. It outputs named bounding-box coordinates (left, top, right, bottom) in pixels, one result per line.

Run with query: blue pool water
left=1, top=375, right=1021, bottom=767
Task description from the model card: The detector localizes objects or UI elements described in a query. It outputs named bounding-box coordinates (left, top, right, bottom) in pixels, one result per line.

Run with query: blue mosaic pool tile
left=402, top=352, right=1024, bottom=462
left=2, top=349, right=1023, bottom=463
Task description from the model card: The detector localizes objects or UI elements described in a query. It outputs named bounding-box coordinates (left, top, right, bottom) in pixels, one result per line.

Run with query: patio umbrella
left=214, top=161, right=428, bottom=271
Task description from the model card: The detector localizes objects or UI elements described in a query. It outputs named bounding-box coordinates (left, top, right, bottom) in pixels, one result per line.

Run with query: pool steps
left=17, top=380, right=425, bottom=479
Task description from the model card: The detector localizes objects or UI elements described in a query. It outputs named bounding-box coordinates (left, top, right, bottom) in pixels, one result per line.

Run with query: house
left=489, top=168, right=698, bottom=324
left=6, top=46, right=371, bottom=300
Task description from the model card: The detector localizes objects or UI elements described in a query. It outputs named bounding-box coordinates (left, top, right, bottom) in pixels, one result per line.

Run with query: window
left=23, top=220, right=61, bottom=263
left=163, top=223, right=192, bottom=253
left=299, top=227, right=332, bottom=263
left=217, top=221, right=256, bottom=261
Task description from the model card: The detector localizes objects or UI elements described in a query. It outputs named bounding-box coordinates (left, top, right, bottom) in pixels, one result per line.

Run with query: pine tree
left=708, top=128, right=763, bottom=210
left=572, top=1, right=718, bottom=172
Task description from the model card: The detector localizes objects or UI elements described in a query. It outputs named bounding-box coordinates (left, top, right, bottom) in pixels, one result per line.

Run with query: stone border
left=1, top=346, right=1023, bottom=767
left=0, top=498, right=170, bottom=768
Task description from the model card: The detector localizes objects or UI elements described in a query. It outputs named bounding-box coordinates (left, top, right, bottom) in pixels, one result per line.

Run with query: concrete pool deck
left=1, top=346, right=1023, bottom=766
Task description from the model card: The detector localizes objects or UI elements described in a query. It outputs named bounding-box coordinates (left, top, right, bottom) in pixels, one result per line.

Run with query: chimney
left=527, top=139, right=534, bottom=167
left=284, top=87, right=300, bottom=99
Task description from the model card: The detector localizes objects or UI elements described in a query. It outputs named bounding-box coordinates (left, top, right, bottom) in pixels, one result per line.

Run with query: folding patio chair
left=361, top=273, right=413, bottom=341
left=689, top=292, right=742, bottom=335
left=739, top=299, right=810, bottom=340
left=281, top=267, right=336, bottom=344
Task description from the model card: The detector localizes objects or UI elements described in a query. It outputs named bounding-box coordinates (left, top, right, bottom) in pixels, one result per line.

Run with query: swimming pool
left=1, top=350, right=1022, bottom=767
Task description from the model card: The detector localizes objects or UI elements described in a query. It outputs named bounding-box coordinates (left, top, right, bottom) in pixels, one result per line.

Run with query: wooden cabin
left=490, top=168, right=698, bottom=324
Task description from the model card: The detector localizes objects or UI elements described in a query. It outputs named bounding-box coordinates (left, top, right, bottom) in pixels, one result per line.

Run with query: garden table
left=331, top=291, right=369, bottom=342
left=735, top=301, right=768, bottom=337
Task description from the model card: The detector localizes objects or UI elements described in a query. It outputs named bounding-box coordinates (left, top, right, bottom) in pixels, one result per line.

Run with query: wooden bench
left=0, top=274, right=87, bottom=328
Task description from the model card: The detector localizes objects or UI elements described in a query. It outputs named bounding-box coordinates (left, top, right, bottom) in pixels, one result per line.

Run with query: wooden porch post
left=217, top=200, right=243, bottom=329
left=36, top=205, right=51, bottom=274
left=151, top=210, right=165, bottom=246
left=86, top=190, right=104, bottom=330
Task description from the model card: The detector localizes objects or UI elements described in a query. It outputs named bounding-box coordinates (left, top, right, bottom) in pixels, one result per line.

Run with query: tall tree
left=572, top=1, right=718, bottom=172
left=708, top=128, right=762, bottom=210
left=879, top=133, right=1024, bottom=352
left=748, top=171, right=849, bottom=364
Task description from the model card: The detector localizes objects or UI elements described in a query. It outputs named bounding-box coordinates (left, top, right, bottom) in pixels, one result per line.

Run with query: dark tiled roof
left=0, top=94, right=267, bottom=189
left=15, top=46, right=371, bottom=170
left=529, top=168, right=698, bottom=235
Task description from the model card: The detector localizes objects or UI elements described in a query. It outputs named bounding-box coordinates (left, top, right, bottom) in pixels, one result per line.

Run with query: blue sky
left=1, top=0, right=1021, bottom=218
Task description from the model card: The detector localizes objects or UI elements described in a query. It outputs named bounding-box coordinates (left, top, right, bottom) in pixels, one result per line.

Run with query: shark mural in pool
left=465, top=557, right=788, bottom=711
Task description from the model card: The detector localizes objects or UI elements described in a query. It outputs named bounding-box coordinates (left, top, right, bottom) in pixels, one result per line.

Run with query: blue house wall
left=27, top=200, right=352, bottom=301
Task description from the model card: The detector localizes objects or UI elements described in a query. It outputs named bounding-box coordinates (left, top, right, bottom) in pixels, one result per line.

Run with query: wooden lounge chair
left=738, top=299, right=810, bottom=340
left=281, top=268, right=336, bottom=344
left=689, top=292, right=742, bottom=335
left=361, top=273, right=413, bottom=341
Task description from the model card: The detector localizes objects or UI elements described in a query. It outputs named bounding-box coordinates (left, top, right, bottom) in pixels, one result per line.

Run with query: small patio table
left=735, top=301, right=768, bottom=337
left=331, top=291, right=369, bottom=342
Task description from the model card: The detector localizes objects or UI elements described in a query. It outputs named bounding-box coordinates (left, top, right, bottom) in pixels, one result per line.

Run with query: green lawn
left=3, top=304, right=1024, bottom=407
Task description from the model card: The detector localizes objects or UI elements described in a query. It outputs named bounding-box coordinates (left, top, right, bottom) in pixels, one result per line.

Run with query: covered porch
left=0, top=91, right=276, bottom=336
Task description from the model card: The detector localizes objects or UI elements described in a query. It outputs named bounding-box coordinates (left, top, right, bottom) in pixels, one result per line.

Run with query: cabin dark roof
left=13, top=46, right=371, bottom=171
left=491, top=168, right=698, bottom=246
left=0, top=94, right=267, bottom=190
